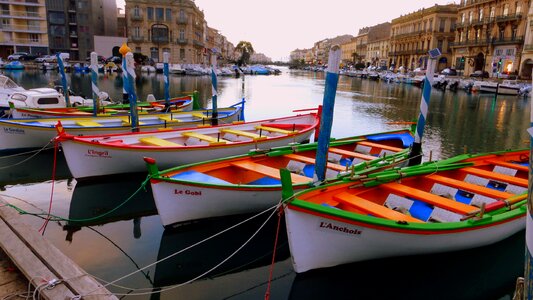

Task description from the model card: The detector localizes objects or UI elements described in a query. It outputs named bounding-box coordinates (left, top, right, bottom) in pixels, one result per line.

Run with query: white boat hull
left=497, top=85, right=520, bottom=96
left=284, top=206, right=525, bottom=273
left=152, top=181, right=285, bottom=226
left=61, top=130, right=313, bottom=179
left=479, top=84, right=498, bottom=93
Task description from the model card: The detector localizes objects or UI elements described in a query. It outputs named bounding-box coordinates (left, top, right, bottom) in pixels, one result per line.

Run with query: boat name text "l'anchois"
left=319, top=221, right=362, bottom=236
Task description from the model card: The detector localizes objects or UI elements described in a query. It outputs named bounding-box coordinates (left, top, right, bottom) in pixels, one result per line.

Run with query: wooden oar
left=461, top=193, right=528, bottom=220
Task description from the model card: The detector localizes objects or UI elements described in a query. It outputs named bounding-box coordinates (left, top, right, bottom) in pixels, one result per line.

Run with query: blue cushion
left=170, top=170, right=230, bottom=185
left=455, top=190, right=474, bottom=205
left=487, top=180, right=507, bottom=191
left=339, top=158, right=352, bottom=167
left=367, top=132, right=414, bottom=148
left=409, top=199, right=433, bottom=221
left=248, top=176, right=281, bottom=185
left=303, top=164, right=315, bottom=178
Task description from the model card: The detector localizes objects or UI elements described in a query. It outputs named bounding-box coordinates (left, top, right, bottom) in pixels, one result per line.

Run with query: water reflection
left=289, top=231, right=525, bottom=300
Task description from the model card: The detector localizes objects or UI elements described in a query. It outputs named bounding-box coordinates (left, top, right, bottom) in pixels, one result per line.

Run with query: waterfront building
left=353, top=28, right=368, bottom=64
left=451, top=0, right=528, bottom=77
left=45, top=0, right=117, bottom=60
left=126, top=0, right=209, bottom=64
left=340, top=38, right=356, bottom=66
left=311, top=35, right=352, bottom=65
left=0, top=0, right=48, bottom=58
left=290, top=48, right=308, bottom=62
left=390, top=4, right=457, bottom=72
left=117, top=8, right=126, bottom=37
left=367, top=37, right=390, bottom=67
left=520, top=0, right=533, bottom=78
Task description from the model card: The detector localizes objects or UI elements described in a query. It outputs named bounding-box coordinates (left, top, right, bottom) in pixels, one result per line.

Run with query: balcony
left=0, top=37, right=47, bottom=47
left=130, top=36, right=144, bottom=42
left=492, top=36, right=523, bottom=45
left=450, top=38, right=491, bottom=47
left=192, top=39, right=204, bottom=48
left=131, top=14, right=143, bottom=21
left=0, top=24, right=45, bottom=33
left=176, top=38, right=188, bottom=45
left=193, top=21, right=203, bottom=29
left=0, top=0, right=44, bottom=6
left=177, top=16, right=188, bottom=25
left=524, top=44, right=533, bottom=51
left=0, top=10, right=44, bottom=19
left=496, top=13, right=522, bottom=23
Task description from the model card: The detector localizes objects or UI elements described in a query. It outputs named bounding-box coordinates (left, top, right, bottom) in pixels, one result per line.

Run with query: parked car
left=35, top=55, right=57, bottom=63
left=85, top=55, right=106, bottom=64
left=440, top=68, right=458, bottom=76
left=469, top=70, right=489, bottom=78
left=8, top=52, right=29, bottom=61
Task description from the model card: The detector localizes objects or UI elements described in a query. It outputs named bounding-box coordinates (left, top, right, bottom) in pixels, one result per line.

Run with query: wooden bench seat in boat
left=138, top=137, right=182, bottom=147
left=181, top=132, right=226, bottom=145
left=461, top=167, right=528, bottom=187
left=486, top=159, right=528, bottom=172
left=427, top=174, right=514, bottom=200
left=381, top=182, right=478, bottom=214
left=357, top=141, right=404, bottom=153
left=328, top=147, right=377, bottom=161
left=220, top=128, right=267, bottom=141
left=333, top=192, right=422, bottom=223
left=284, top=154, right=346, bottom=172
left=230, top=160, right=310, bottom=184
left=158, top=115, right=182, bottom=122
left=255, top=125, right=297, bottom=135
left=191, top=112, right=209, bottom=119
left=75, top=120, right=103, bottom=127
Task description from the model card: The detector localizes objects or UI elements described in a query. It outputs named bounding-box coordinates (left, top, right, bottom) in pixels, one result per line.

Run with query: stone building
left=311, top=34, right=352, bottom=65
left=353, top=28, right=368, bottom=64
left=0, top=0, right=49, bottom=58
left=451, top=0, right=529, bottom=77
left=340, top=38, right=356, bottom=66
left=390, top=4, right=458, bottom=72
left=520, top=0, right=533, bottom=78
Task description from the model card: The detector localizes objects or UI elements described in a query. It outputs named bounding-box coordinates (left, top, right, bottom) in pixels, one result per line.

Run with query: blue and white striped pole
left=210, top=52, right=219, bottom=126
left=90, top=52, right=100, bottom=116
left=56, top=53, right=70, bottom=107
left=407, top=54, right=437, bottom=166
left=125, top=52, right=139, bottom=132
left=121, top=48, right=129, bottom=104
left=524, top=71, right=533, bottom=299
left=163, top=52, right=170, bottom=109
left=314, top=45, right=341, bottom=182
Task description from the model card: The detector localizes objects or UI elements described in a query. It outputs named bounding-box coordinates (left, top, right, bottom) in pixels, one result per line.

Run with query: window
left=503, top=4, right=509, bottom=16
left=49, top=11, right=65, bottom=24
left=165, top=8, right=171, bottom=21
left=156, top=8, right=164, bottom=21
left=28, top=20, right=40, bottom=30
left=476, top=29, right=481, bottom=40
left=516, top=2, right=522, bottom=14
left=468, top=11, right=473, bottom=23
left=461, top=13, right=465, bottom=24
left=50, top=25, right=65, bottom=36
left=439, top=19, right=445, bottom=32
left=151, top=24, right=169, bottom=43
left=150, top=47, right=159, bottom=60
left=490, top=7, right=495, bottom=18
left=506, top=49, right=515, bottom=56
left=499, top=28, right=504, bottom=40
left=479, top=8, right=483, bottom=21
left=29, top=33, right=39, bottom=42
left=437, top=40, right=443, bottom=51
left=133, top=27, right=140, bottom=37
left=495, top=49, right=503, bottom=56
left=1, top=4, right=9, bottom=14
left=147, top=7, right=153, bottom=20
left=459, top=31, right=464, bottom=42
left=26, top=6, right=38, bottom=17
left=180, top=48, right=185, bottom=59
left=512, top=27, right=517, bottom=39
left=179, top=29, right=185, bottom=40
left=465, top=30, right=469, bottom=41
left=1, top=19, right=9, bottom=26
left=133, top=6, right=140, bottom=16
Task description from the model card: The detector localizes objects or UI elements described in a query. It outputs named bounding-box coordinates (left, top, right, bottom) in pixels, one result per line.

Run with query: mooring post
left=314, top=45, right=341, bottom=182
left=90, top=52, right=100, bottom=116
left=211, top=52, right=219, bottom=126
left=163, top=52, right=170, bottom=108
left=523, top=71, right=533, bottom=299
left=407, top=48, right=441, bottom=166
left=121, top=43, right=129, bottom=104
left=56, top=53, right=70, bottom=107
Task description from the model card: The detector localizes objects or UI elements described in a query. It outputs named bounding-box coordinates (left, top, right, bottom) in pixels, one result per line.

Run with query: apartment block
left=390, top=4, right=458, bottom=72
left=451, top=0, right=528, bottom=77
left=0, top=0, right=49, bottom=58
left=45, top=0, right=117, bottom=60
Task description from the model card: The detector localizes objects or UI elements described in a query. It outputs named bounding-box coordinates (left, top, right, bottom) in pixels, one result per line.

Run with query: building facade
left=367, top=37, right=390, bottom=67
left=521, top=0, right=533, bottom=78
left=340, top=38, right=356, bottom=66
left=451, top=0, right=529, bottom=77
left=45, top=0, right=117, bottom=60
left=354, top=28, right=368, bottom=64
left=126, top=0, right=210, bottom=64
left=0, top=0, right=48, bottom=58
left=390, top=4, right=458, bottom=72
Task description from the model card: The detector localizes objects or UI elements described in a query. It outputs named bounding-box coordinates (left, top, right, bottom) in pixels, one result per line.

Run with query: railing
left=0, top=10, right=44, bottom=18
left=0, top=38, right=46, bottom=46
left=524, top=44, right=533, bottom=51
left=450, top=39, right=491, bottom=47
left=192, top=39, right=204, bottom=47
left=492, top=36, right=524, bottom=45
left=0, top=0, right=43, bottom=6
left=177, top=16, right=188, bottom=25
left=131, top=36, right=144, bottom=42
left=450, top=37, right=524, bottom=47
left=176, top=38, right=188, bottom=45
left=0, top=24, right=44, bottom=33
left=496, top=13, right=522, bottom=22
left=131, top=14, right=143, bottom=21
left=392, top=30, right=424, bottom=39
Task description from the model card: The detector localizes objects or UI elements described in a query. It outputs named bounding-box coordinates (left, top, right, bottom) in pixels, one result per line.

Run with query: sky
left=116, top=0, right=456, bottom=61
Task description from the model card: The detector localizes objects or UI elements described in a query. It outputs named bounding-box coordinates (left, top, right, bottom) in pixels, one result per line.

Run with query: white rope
left=78, top=203, right=281, bottom=298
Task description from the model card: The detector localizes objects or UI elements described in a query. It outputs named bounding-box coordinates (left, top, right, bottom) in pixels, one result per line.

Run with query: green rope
left=7, top=175, right=152, bottom=223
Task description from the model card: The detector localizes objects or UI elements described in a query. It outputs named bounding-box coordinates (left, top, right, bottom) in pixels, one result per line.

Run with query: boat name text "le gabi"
left=174, top=189, right=202, bottom=196
left=319, top=221, right=362, bottom=236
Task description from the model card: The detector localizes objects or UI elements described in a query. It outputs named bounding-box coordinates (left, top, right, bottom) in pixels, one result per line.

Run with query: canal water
left=0, top=68, right=529, bottom=299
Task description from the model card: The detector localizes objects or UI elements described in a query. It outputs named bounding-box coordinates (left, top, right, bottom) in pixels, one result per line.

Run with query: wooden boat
left=9, top=95, right=194, bottom=118
left=145, top=129, right=414, bottom=227
left=497, top=80, right=520, bottom=96
left=0, top=105, right=243, bottom=152
left=58, top=113, right=319, bottom=179
left=282, top=149, right=528, bottom=273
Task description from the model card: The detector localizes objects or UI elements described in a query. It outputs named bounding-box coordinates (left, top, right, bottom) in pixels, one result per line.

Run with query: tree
left=235, top=41, right=255, bottom=66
